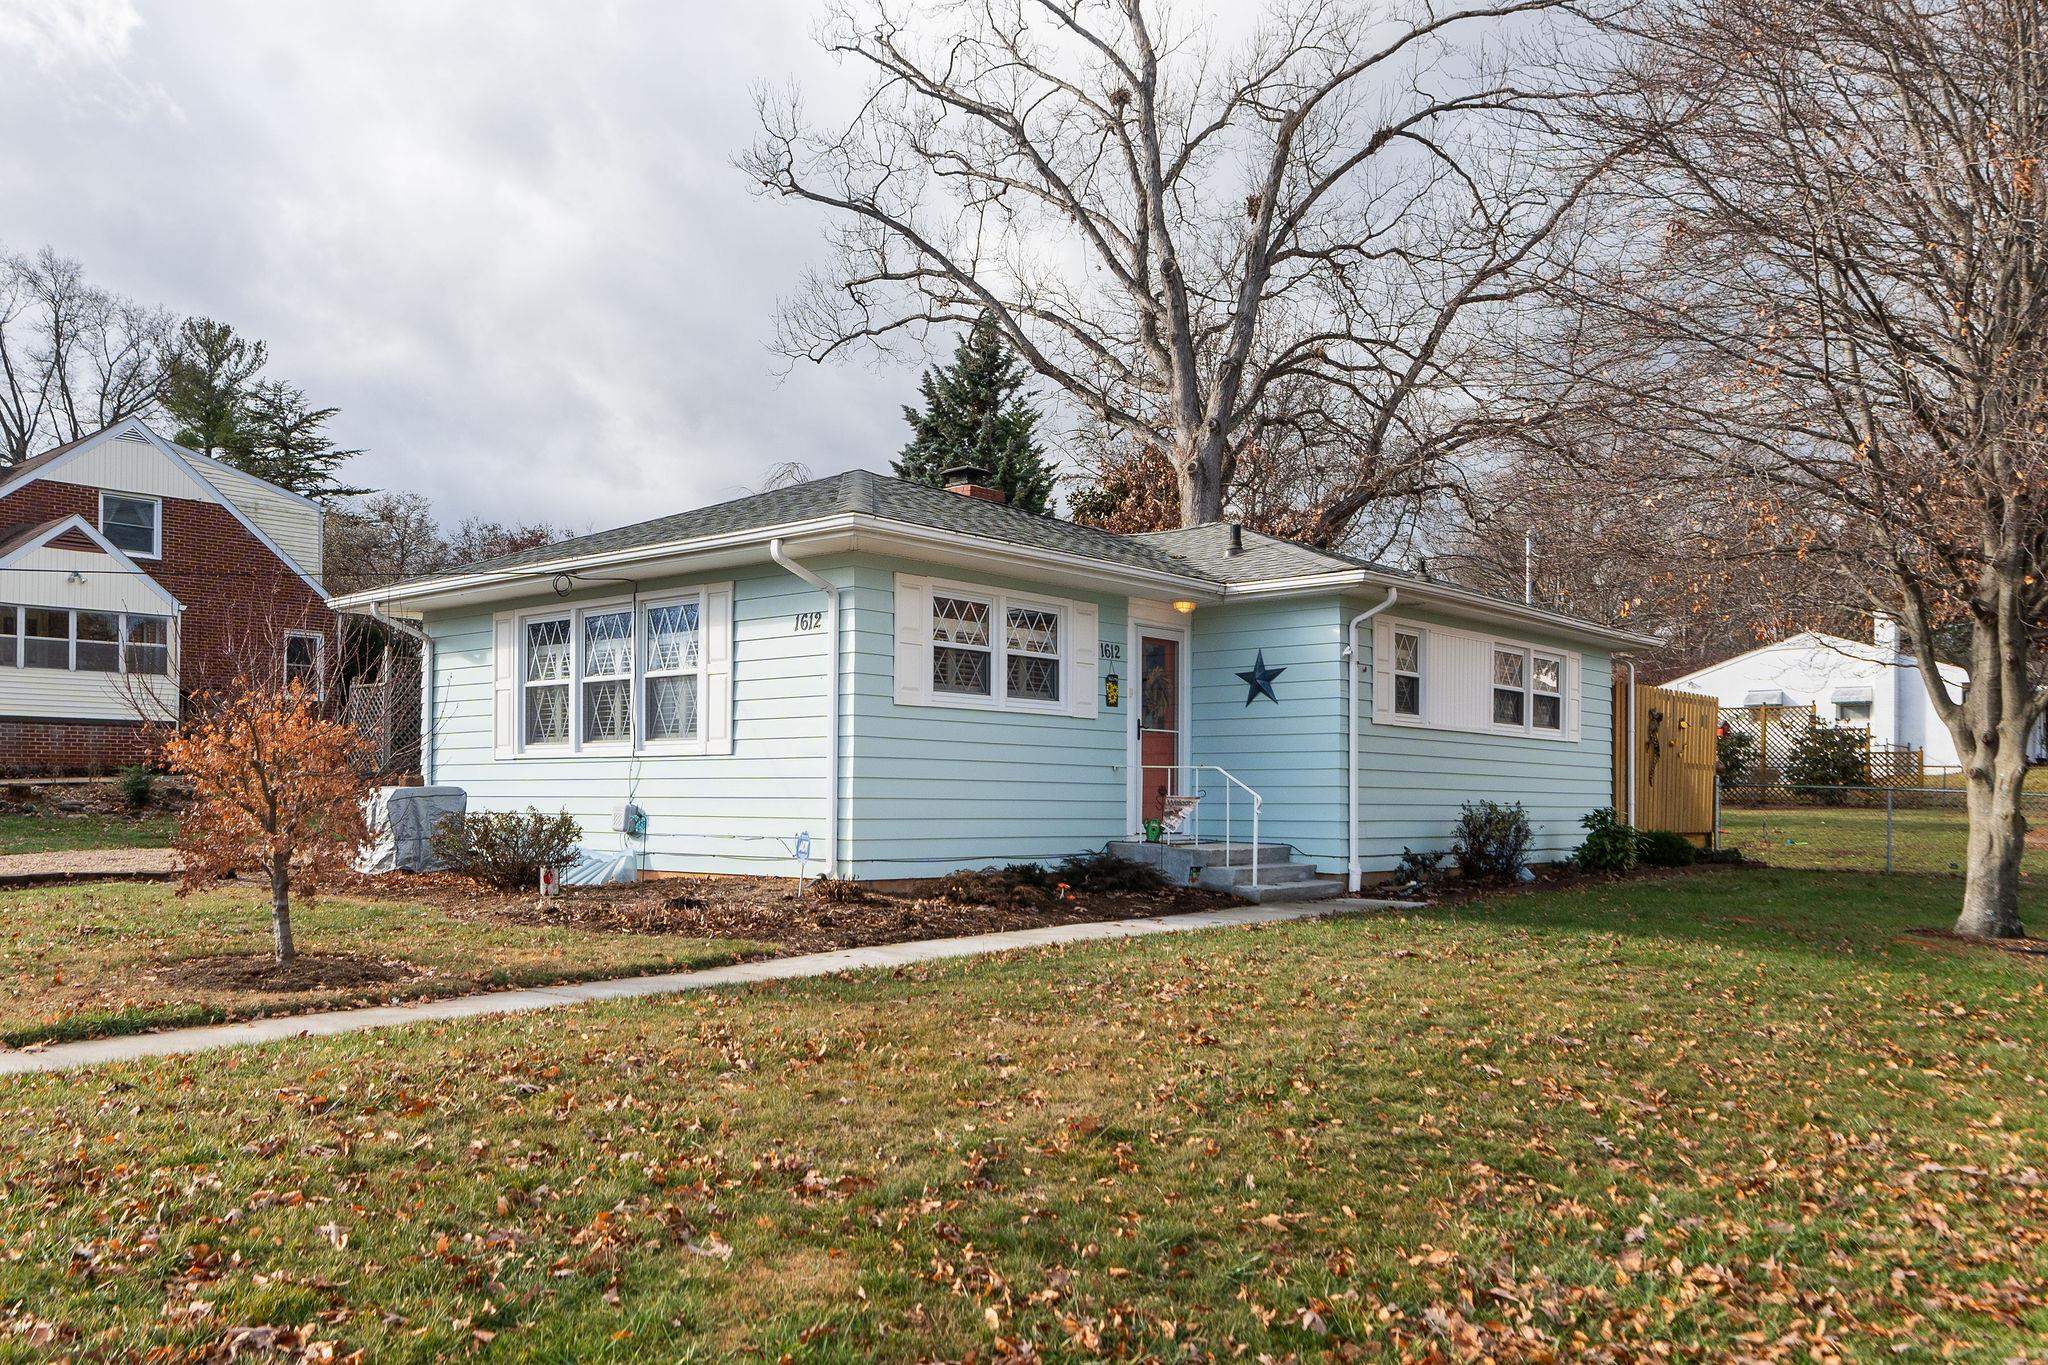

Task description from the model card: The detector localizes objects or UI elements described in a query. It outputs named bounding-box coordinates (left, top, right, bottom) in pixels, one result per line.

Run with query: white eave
left=1226, top=566, right=1660, bottom=650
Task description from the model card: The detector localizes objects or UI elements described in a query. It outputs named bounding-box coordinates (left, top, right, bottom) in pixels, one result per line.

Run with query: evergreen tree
left=157, top=318, right=362, bottom=498
left=894, top=313, right=1054, bottom=514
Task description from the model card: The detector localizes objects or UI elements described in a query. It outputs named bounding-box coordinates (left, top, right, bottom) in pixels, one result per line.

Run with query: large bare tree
left=1568, top=0, right=2048, bottom=936
left=0, top=247, right=172, bottom=465
left=745, top=0, right=1618, bottom=536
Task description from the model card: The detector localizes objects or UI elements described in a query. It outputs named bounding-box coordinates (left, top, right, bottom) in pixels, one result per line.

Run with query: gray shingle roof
left=428, top=469, right=1208, bottom=584
left=1131, top=523, right=1381, bottom=585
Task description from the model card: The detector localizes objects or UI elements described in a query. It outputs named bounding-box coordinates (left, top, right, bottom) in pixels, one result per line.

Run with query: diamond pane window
left=1532, top=653, right=1563, bottom=730
left=1391, top=629, right=1423, bottom=717
left=1394, top=674, right=1421, bottom=716
left=526, top=684, right=571, bottom=745
left=645, top=603, right=700, bottom=671
left=1492, top=648, right=1527, bottom=726
left=1492, top=650, right=1525, bottom=689
left=1394, top=631, right=1421, bottom=674
left=583, top=610, right=633, bottom=679
left=1006, top=608, right=1057, bottom=655
left=934, top=646, right=991, bottom=696
left=1007, top=653, right=1059, bottom=703
left=647, top=674, right=699, bottom=741
left=526, top=618, right=572, bottom=682
left=584, top=678, right=632, bottom=743
left=931, top=596, right=990, bottom=647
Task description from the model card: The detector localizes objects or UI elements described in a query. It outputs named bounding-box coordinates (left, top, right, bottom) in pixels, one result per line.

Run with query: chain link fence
left=1718, top=783, right=2048, bottom=876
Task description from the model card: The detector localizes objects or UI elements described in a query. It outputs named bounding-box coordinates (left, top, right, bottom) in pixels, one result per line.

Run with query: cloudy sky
left=0, top=0, right=932, bottom=531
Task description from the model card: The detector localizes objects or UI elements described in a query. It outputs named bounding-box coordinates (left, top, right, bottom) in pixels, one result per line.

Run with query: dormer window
left=99, top=493, right=161, bottom=559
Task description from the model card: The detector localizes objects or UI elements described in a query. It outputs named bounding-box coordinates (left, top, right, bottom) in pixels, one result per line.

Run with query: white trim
left=894, top=572, right=1085, bottom=718
left=3, top=419, right=328, bottom=598
left=97, top=490, right=161, bottom=560
left=0, top=514, right=184, bottom=612
left=493, top=582, right=731, bottom=760
left=1125, top=619, right=1191, bottom=836
left=282, top=628, right=326, bottom=697
left=1370, top=613, right=1583, bottom=743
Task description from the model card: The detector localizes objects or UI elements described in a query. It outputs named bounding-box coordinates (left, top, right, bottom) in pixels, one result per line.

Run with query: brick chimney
left=942, top=464, right=1006, bottom=504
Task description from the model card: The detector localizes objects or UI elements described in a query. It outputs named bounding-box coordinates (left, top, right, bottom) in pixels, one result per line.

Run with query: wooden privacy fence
left=1718, top=703, right=1926, bottom=803
left=1612, top=681, right=1719, bottom=844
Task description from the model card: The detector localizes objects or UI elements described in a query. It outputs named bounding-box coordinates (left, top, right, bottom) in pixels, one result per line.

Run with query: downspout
left=369, top=601, right=434, bottom=786
left=1344, top=587, right=1399, bottom=893
left=1623, top=658, right=1638, bottom=826
left=768, top=539, right=841, bottom=879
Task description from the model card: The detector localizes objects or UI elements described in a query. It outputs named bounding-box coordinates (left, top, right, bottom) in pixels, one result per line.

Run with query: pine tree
left=158, top=318, right=362, bottom=498
left=894, top=313, right=1055, bottom=514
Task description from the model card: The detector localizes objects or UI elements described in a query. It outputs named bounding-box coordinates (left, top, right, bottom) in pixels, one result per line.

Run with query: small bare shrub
left=430, top=809, right=582, bottom=892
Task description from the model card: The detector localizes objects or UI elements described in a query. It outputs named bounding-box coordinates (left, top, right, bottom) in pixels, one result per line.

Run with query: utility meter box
left=611, top=802, right=646, bottom=838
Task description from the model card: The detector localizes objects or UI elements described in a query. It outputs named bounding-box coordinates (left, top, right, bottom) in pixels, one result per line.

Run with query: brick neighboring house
left=0, top=418, right=333, bottom=774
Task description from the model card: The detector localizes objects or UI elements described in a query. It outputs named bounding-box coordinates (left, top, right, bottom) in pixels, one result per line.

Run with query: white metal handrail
left=1188, top=764, right=1264, bottom=888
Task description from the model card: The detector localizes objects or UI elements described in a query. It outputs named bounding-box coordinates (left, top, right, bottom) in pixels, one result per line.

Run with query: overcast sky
left=0, top=0, right=932, bottom=531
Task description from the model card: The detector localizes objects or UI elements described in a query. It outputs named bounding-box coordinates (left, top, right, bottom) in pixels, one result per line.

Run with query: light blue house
left=331, top=469, right=1652, bottom=897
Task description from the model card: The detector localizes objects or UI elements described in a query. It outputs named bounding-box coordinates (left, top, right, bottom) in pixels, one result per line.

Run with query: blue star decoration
left=1237, top=650, right=1286, bottom=706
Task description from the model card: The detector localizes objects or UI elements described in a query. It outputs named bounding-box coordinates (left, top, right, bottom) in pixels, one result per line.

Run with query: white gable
left=41, top=427, right=219, bottom=502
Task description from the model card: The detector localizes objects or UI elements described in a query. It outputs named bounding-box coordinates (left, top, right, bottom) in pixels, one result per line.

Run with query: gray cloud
left=0, top=0, right=929, bottom=529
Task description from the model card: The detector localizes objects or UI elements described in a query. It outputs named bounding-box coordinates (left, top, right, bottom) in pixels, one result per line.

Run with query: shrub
left=1394, top=846, right=1441, bottom=888
left=1573, top=806, right=1639, bottom=873
left=431, top=808, right=583, bottom=892
left=1450, top=801, right=1535, bottom=881
left=115, top=763, right=154, bottom=811
left=160, top=680, right=372, bottom=964
left=1786, top=723, right=1867, bottom=801
left=1716, top=729, right=1758, bottom=782
left=1634, top=828, right=1698, bottom=867
left=1056, top=848, right=1167, bottom=894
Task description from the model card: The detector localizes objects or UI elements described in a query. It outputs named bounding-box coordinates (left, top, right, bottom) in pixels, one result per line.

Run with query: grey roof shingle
left=422, top=469, right=1209, bottom=584
left=1130, top=523, right=1380, bottom=585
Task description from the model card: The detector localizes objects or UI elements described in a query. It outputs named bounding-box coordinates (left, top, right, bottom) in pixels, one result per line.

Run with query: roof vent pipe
left=1227, top=523, right=1243, bottom=556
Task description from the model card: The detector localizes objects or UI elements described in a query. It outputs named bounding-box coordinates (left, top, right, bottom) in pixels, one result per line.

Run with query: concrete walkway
left=0, top=897, right=1406, bottom=1076
left=0, top=847, right=178, bottom=885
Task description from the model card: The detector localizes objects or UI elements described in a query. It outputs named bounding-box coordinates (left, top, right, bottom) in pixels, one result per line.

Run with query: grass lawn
left=0, top=881, right=768, bottom=1047
left=1722, top=803, right=2048, bottom=876
left=2, top=868, right=2044, bottom=1359
left=0, top=810, right=176, bottom=854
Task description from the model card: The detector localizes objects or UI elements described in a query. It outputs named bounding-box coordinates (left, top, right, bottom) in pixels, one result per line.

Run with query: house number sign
left=793, top=611, right=825, bottom=633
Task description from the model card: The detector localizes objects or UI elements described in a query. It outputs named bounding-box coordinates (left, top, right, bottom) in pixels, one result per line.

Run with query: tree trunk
left=1955, top=742, right=2028, bottom=939
left=269, top=851, right=296, bottom=964
left=1174, top=431, right=1227, bottom=526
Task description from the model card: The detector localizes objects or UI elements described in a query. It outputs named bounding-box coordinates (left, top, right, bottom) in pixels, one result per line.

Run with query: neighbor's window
left=580, top=610, right=634, bottom=744
left=523, top=616, right=573, bottom=746
left=1532, top=653, right=1564, bottom=730
left=643, top=599, right=701, bottom=742
left=1491, top=648, right=1526, bottom=726
left=99, top=492, right=161, bottom=558
left=1837, top=699, right=1873, bottom=724
left=1005, top=606, right=1061, bottom=704
left=932, top=593, right=994, bottom=697
left=1392, top=629, right=1423, bottom=717
left=0, top=606, right=16, bottom=668
left=283, top=632, right=324, bottom=694
left=75, top=611, right=120, bottom=672
left=23, top=608, right=68, bottom=670
left=123, top=615, right=170, bottom=676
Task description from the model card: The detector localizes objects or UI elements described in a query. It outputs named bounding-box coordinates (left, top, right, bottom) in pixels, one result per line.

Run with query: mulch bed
left=351, top=868, right=1238, bottom=956
left=154, top=951, right=417, bottom=993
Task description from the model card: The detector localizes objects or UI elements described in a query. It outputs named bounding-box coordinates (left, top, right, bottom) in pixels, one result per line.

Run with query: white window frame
left=930, top=588, right=997, bottom=701
left=1373, top=614, right=1582, bottom=742
left=1490, top=646, right=1529, bottom=730
left=919, top=577, right=1071, bottom=715
left=510, top=588, right=719, bottom=758
left=98, top=491, right=161, bottom=560
left=577, top=606, right=636, bottom=750
left=283, top=629, right=326, bottom=697
left=1, top=604, right=177, bottom=677
left=1391, top=626, right=1424, bottom=718
left=640, top=593, right=707, bottom=750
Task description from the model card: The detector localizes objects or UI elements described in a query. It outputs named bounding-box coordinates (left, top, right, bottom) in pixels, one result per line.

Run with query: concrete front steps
left=1106, top=839, right=1349, bottom=904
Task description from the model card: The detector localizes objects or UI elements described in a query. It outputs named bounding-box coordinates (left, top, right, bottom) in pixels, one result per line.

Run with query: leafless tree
left=744, top=0, right=1623, bottom=540
left=0, top=247, right=173, bottom=465
left=1563, top=0, right=2048, bottom=936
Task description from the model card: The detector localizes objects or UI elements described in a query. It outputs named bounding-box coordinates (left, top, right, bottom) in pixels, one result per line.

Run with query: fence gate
left=1612, top=680, right=1719, bottom=844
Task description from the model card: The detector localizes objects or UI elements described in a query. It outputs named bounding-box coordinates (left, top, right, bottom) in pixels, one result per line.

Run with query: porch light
left=1171, top=600, right=1197, bottom=614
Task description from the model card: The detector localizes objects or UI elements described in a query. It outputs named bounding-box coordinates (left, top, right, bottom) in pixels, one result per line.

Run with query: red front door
left=1140, top=635, right=1180, bottom=824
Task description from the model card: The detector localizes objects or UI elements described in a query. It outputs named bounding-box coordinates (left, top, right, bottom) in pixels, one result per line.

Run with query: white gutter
left=768, top=538, right=842, bottom=879
left=1344, top=587, right=1399, bottom=893
left=368, top=601, right=435, bottom=785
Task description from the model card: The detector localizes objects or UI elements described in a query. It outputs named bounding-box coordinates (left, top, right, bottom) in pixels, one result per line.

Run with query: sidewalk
left=0, top=847, right=177, bottom=885
left=0, top=897, right=1403, bottom=1076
